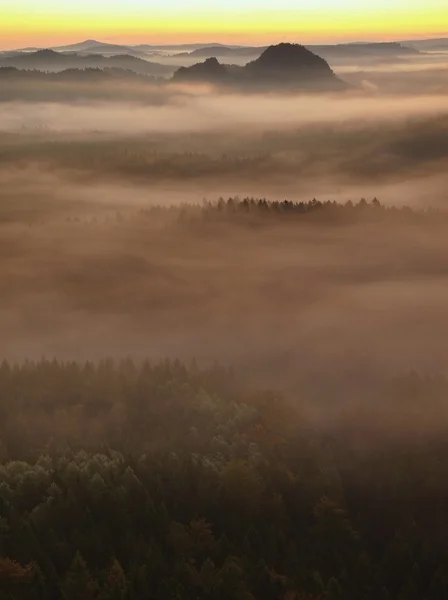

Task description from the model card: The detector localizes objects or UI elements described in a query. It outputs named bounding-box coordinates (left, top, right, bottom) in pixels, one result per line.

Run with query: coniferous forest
left=2, top=200, right=448, bottom=599
left=2, top=351, right=448, bottom=598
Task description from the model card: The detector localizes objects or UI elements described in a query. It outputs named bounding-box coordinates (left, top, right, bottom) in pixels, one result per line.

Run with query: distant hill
left=0, top=67, right=162, bottom=102
left=10, top=37, right=445, bottom=59
left=134, top=43, right=242, bottom=52
left=401, top=37, right=448, bottom=51
left=308, top=42, right=419, bottom=61
left=52, top=39, right=111, bottom=52
left=244, top=43, right=346, bottom=89
left=174, top=41, right=420, bottom=66
left=173, top=43, right=347, bottom=91
left=0, top=66, right=154, bottom=82
left=51, top=40, right=149, bottom=58
left=312, top=42, right=418, bottom=55
left=0, top=49, right=176, bottom=77
left=174, top=57, right=231, bottom=83
left=12, top=40, right=243, bottom=55
left=16, top=40, right=139, bottom=54
left=179, top=46, right=266, bottom=59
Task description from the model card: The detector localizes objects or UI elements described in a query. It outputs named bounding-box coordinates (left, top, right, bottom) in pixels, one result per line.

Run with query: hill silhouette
left=173, top=43, right=347, bottom=91
left=173, top=56, right=231, bottom=83
left=180, top=45, right=266, bottom=59
left=53, top=39, right=101, bottom=51
left=0, top=49, right=176, bottom=77
left=0, top=66, right=154, bottom=82
left=246, top=43, right=335, bottom=76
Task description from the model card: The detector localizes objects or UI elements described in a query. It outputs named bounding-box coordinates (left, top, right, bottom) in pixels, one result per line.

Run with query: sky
left=1, top=0, right=447, bottom=49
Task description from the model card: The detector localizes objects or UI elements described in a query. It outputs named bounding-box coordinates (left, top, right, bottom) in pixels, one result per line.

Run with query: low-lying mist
left=2, top=198, right=448, bottom=389
left=1, top=91, right=448, bottom=133
left=1, top=64, right=448, bottom=401
left=3, top=44, right=448, bottom=600
left=1, top=89, right=448, bottom=209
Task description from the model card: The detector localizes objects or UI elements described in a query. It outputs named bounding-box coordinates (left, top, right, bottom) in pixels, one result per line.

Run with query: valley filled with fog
left=1, top=41, right=448, bottom=371
left=3, top=35, right=448, bottom=600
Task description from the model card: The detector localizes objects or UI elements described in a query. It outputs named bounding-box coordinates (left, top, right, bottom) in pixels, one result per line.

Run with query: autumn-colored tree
left=99, top=559, right=128, bottom=600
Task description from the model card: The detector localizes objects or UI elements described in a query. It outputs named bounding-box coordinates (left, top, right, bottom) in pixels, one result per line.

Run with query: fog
left=3, top=43, right=448, bottom=600
left=1, top=89, right=447, bottom=207
left=2, top=59, right=448, bottom=399
left=2, top=190, right=448, bottom=389
left=2, top=92, right=448, bottom=134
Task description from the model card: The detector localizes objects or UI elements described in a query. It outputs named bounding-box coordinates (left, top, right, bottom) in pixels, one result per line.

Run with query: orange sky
left=2, top=1, right=447, bottom=49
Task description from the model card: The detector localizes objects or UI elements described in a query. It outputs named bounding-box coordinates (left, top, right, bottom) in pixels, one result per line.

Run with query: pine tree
left=61, top=552, right=98, bottom=600
left=99, top=559, right=127, bottom=600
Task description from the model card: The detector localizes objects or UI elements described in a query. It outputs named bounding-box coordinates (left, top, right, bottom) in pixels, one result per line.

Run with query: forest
left=2, top=358, right=448, bottom=599
left=1, top=201, right=448, bottom=599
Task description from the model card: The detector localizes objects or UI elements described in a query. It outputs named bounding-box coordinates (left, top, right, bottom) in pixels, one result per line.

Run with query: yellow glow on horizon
left=2, top=6, right=448, bottom=49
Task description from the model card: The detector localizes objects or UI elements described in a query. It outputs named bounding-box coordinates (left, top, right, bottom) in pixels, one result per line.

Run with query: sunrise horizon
left=2, top=31, right=448, bottom=52
left=2, top=0, right=448, bottom=50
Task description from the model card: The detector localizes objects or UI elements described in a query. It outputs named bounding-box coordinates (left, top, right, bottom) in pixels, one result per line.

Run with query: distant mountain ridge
left=3, top=37, right=444, bottom=75
left=0, top=49, right=176, bottom=77
left=12, top=40, right=243, bottom=55
left=178, top=46, right=266, bottom=58
left=0, top=66, right=153, bottom=81
left=51, top=40, right=149, bottom=58
left=401, top=37, right=448, bottom=51
left=9, top=37, right=443, bottom=58
left=173, top=41, right=419, bottom=65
